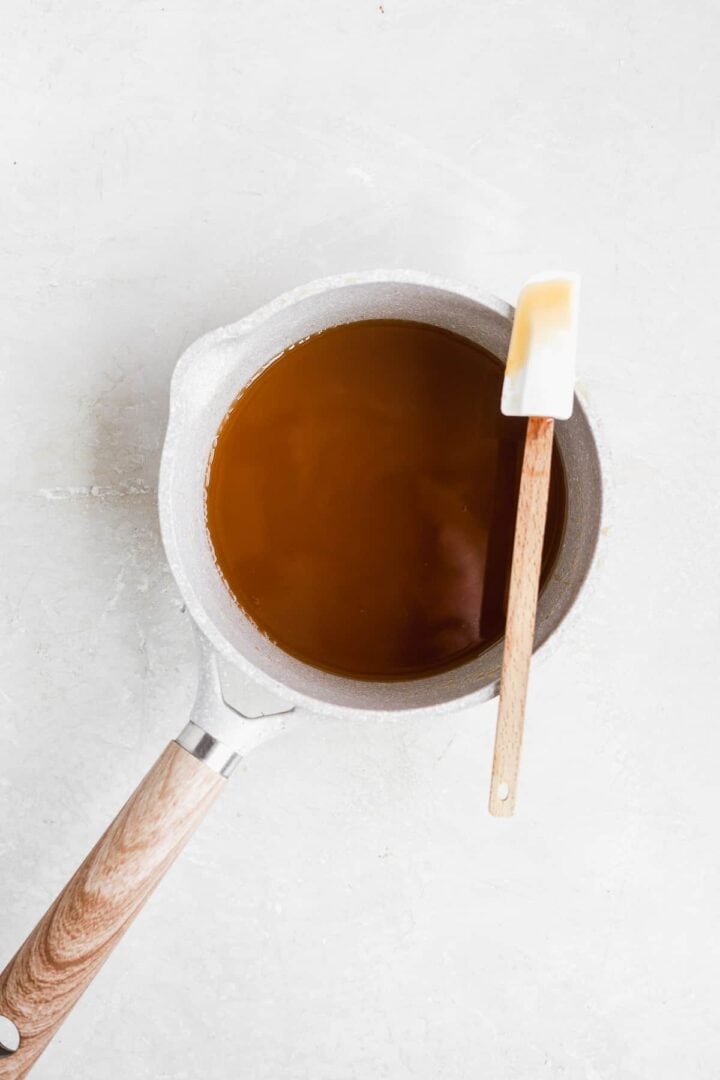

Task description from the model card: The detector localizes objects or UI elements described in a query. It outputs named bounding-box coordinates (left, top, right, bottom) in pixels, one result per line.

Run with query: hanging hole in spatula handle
left=489, top=750, right=520, bottom=817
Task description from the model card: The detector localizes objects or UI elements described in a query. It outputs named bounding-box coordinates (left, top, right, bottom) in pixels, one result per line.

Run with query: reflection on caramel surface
left=206, top=320, right=566, bottom=679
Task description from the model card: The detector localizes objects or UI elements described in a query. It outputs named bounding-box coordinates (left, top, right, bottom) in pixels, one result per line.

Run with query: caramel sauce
left=206, top=320, right=566, bottom=679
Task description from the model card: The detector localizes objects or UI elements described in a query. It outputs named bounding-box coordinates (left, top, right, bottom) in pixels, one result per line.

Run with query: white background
left=2, top=1, right=719, bottom=1077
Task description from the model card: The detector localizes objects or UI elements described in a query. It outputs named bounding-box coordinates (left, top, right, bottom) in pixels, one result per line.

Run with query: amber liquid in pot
left=206, top=320, right=566, bottom=679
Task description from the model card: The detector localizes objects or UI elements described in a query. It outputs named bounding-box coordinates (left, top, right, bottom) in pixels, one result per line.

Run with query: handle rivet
left=0, top=1015, right=20, bottom=1054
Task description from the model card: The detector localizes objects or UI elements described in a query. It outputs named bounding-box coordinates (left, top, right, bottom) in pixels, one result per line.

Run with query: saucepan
left=0, top=269, right=602, bottom=1075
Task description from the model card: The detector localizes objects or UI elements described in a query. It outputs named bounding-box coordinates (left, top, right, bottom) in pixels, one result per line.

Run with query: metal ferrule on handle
left=175, top=721, right=240, bottom=778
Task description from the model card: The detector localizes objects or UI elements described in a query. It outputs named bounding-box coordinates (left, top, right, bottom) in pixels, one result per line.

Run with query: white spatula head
left=501, top=273, right=580, bottom=420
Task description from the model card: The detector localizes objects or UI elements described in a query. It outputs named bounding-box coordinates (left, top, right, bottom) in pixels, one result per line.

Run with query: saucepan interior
left=159, top=271, right=602, bottom=719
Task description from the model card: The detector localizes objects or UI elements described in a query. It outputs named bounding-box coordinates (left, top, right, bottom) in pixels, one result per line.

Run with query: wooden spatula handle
left=489, top=416, right=555, bottom=817
left=0, top=742, right=225, bottom=1077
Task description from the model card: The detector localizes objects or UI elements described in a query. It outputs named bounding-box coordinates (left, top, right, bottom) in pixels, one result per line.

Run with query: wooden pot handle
left=0, top=741, right=226, bottom=1078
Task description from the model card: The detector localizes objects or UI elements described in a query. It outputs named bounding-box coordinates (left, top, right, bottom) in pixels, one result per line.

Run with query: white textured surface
left=1, top=1, right=719, bottom=1077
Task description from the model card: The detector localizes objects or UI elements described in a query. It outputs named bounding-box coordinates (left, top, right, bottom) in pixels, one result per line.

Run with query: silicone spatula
left=489, top=273, right=580, bottom=817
